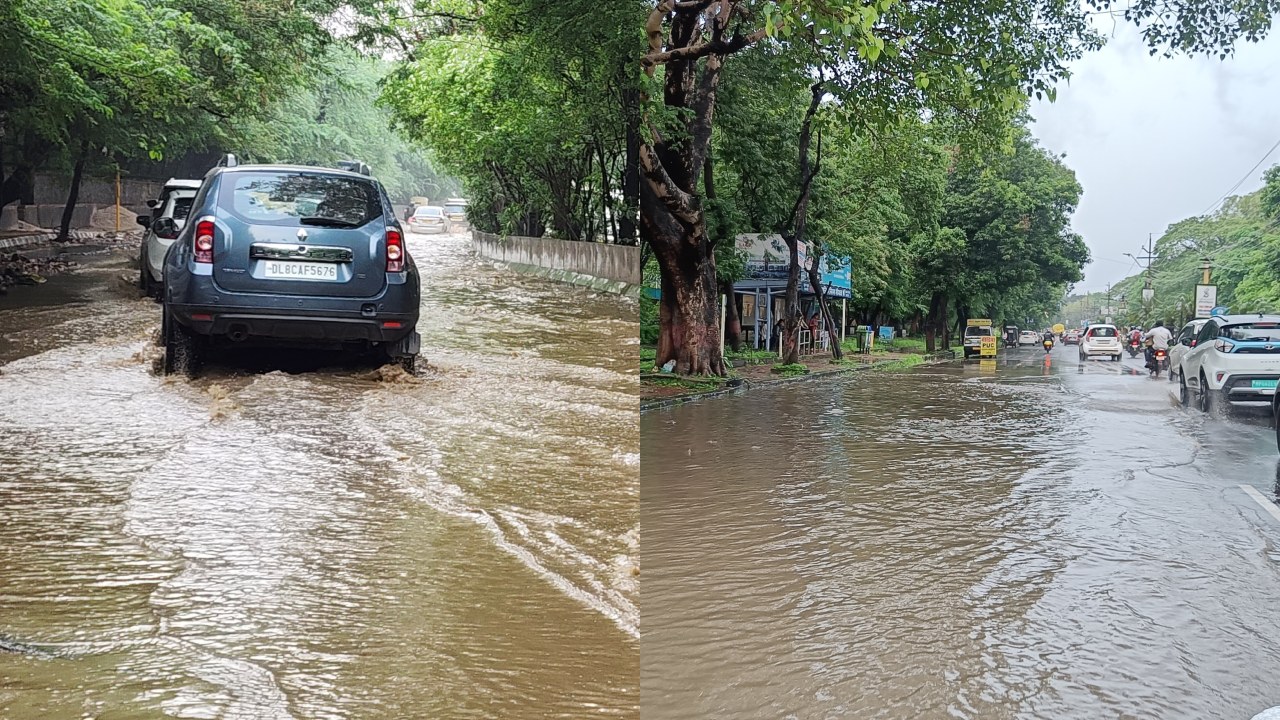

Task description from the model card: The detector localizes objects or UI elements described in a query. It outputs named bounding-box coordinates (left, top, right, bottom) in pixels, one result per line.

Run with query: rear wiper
left=299, top=216, right=360, bottom=228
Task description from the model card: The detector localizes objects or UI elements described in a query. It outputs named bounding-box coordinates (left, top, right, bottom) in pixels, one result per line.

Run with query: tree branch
left=639, top=142, right=700, bottom=227
left=640, top=27, right=766, bottom=69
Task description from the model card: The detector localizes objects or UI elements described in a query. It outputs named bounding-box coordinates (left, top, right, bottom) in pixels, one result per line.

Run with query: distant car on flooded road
left=406, top=206, right=451, bottom=234
left=161, top=155, right=421, bottom=377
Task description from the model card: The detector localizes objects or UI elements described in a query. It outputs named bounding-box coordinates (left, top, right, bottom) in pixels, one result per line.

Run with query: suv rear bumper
left=168, top=274, right=419, bottom=345
left=1218, top=373, right=1280, bottom=405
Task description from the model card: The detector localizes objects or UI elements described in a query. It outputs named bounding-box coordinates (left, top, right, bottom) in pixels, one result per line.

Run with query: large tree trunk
left=58, top=142, right=89, bottom=241
left=640, top=3, right=729, bottom=377
left=651, top=222, right=724, bottom=375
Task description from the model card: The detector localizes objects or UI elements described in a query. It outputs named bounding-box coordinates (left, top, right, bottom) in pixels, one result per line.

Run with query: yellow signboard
left=967, top=318, right=992, bottom=327
left=1052, top=323, right=1065, bottom=335
left=980, top=335, right=997, bottom=357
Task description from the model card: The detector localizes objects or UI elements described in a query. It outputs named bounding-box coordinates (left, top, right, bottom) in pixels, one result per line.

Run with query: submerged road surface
left=643, top=347, right=1280, bottom=720
left=0, top=231, right=638, bottom=718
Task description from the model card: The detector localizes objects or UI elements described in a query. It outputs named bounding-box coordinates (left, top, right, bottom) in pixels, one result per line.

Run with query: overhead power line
left=1200, top=136, right=1280, bottom=217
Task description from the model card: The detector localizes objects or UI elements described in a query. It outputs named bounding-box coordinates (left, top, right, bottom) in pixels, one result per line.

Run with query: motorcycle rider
left=1143, top=321, right=1173, bottom=369
left=1128, top=326, right=1143, bottom=354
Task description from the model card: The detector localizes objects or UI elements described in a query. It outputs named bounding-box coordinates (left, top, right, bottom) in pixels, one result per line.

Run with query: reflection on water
left=642, top=358, right=1280, bottom=720
left=0, top=233, right=638, bottom=718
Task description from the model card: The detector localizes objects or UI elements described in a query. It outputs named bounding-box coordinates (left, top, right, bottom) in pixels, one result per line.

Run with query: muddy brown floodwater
left=0, top=232, right=638, bottom=718
left=643, top=351, right=1280, bottom=720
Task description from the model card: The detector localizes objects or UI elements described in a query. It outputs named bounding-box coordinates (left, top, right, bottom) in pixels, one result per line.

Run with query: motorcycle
left=1127, top=337, right=1141, bottom=358
left=1150, top=348, right=1169, bottom=377
left=1043, top=337, right=1055, bottom=354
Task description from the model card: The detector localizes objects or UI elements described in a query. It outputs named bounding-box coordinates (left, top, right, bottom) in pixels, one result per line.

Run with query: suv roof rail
left=216, top=153, right=238, bottom=168
left=336, top=160, right=371, bottom=176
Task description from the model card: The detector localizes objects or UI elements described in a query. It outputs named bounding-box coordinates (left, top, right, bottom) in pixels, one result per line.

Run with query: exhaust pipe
left=227, top=325, right=250, bottom=343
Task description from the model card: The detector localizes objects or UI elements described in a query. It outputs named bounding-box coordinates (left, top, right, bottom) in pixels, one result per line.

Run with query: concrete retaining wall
left=471, top=231, right=641, bottom=287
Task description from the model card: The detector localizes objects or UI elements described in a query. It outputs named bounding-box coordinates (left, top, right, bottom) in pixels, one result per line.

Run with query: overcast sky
left=1029, top=22, right=1280, bottom=293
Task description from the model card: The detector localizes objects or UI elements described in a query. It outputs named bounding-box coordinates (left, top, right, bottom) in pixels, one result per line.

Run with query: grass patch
left=872, top=355, right=926, bottom=372
left=770, top=362, right=810, bottom=377
left=726, top=348, right=778, bottom=363
left=645, top=376, right=723, bottom=393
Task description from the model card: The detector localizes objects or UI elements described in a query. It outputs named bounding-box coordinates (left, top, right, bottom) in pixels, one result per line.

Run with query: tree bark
left=780, top=80, right=825, bottom=366
left=58, top=141, right=90, bottom=241
left=805, top=249, right=843, bottom=360
left=641, top=2, right=730, bottom=377
left=620, top=87, right=640, bottom=244
left=703, top=155, right=741, bottom=352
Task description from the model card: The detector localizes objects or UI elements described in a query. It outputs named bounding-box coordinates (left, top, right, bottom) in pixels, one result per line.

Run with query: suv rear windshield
left=444, top=204, right=466, bottom=214
left=223, top=172, right=381, bottom=227
left=965, top=326, right=992, bottom=337
left=170, top=196, right=194, bottom=222
left=1221, top=322, right=1280, bottom=342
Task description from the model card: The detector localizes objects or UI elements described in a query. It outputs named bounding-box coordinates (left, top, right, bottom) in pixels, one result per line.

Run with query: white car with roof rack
left=1179, top=313, right=1280, bottom=413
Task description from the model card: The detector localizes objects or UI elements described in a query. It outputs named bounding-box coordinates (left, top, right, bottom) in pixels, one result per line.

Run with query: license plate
left=262, top=261, right=339, bottom=280
left=1251, top=379, right=1278, bottom=389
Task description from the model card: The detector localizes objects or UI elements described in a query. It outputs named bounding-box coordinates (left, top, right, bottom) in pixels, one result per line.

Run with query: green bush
left=770, top=363, right=809, bottom=377
left=640, top=295, right=659, bottom=344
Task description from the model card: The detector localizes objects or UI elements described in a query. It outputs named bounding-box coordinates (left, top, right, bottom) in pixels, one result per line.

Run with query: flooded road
left=642, top=349, right=1280, bottom=719
left=0, top=231, right=638, bottom=718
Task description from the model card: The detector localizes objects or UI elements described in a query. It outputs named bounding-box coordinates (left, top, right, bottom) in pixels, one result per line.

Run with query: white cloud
left=1030, top=23, right=1280, bottom=292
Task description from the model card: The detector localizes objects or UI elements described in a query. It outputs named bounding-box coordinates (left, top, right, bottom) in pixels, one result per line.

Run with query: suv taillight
left=194, top=218, right=215, bottom=263
left=386, top=228, right=404, bottom=272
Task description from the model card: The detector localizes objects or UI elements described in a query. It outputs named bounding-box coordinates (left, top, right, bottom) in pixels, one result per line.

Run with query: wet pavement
left=642, top=346, right=1280, bottom=720
left=0, top=231, right=638, bottom=718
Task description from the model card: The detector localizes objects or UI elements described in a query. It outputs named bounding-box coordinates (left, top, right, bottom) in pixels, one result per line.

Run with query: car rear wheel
left=1198, top=372, right=1215, bottom=414
left=162, top=308, right=203, bottom=378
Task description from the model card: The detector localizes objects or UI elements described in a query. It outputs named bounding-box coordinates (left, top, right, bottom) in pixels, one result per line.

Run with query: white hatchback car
left=1079, top=324, right=1122, bottom=361
left=1179, top=314, right=1280, bottom=413
left=137, top=178, right=202, bottom=299
left=1019, top=330, right=1039, bottom=346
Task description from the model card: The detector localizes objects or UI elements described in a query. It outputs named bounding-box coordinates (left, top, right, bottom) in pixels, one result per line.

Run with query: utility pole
left=1200, top=256, right=1213, bottom=285
left=1125, top=234, right=1159, bottom=306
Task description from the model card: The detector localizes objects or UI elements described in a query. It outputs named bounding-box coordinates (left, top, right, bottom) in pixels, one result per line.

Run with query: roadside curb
left=0, top=230, right=117, bottom=252
left=640, top=350, right=955, bottom=413
left=482, top=259, right=641, bottom=298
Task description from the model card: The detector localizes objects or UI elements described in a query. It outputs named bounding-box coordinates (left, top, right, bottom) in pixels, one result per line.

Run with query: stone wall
left=471, top=231, right=641, bottom=287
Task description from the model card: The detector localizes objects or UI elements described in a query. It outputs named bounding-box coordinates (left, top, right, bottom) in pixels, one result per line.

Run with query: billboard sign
left=735, top=234, right=853, bottom=298
left=1194, top=284, right=1218, bottom=319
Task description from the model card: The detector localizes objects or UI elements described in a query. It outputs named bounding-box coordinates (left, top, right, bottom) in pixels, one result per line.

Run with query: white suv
left=1079, top=324, right=1122, bottom=361
left=1179, top=314, right=1280, bottom=413
left=137, top=178, right=201, bottom=299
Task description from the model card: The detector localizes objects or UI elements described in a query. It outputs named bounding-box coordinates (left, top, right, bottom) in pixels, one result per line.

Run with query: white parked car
left=1179, top=314, right=1280, bottom=413
left=137, top=178, right=201, bottom=299
left=1079, top=324, right=1122, bottom=361
left=1019, top=330, right=1039, bottom=346
left=1168, top=319, right=1208, bottom=382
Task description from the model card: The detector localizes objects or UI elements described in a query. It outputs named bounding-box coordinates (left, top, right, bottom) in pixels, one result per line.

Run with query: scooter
left=1127, top=338, right=1141, bottom=358
left=1043, top=336, right=1055, bottom=354
left=1150, top=348, right=1169, bottom=377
